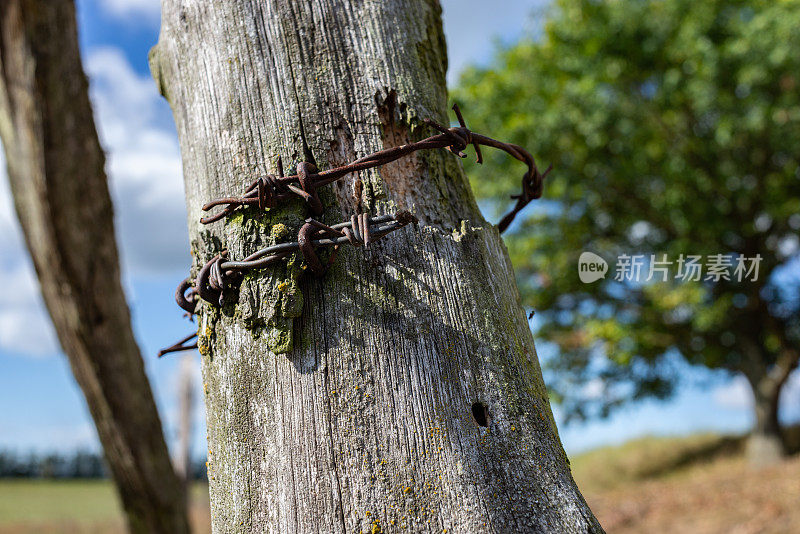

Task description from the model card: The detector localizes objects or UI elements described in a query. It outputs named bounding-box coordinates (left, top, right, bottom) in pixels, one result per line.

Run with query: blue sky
left=0, top=0, right=797, bottom=459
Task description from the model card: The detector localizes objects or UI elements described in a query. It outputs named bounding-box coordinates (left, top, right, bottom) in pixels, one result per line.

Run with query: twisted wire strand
left=163, top=213, right=411, bottom=355
left=188, top=212, right=414, bottom=310
left=199, top=104, right=548, bottom=232
left=157, top=332, right=198, bottom=358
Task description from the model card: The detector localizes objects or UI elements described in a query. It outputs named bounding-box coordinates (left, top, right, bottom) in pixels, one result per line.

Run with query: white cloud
left=713, top=371, right=800, bottom=416
left=0, top=305, right=59, bottom=357
left=0, top=251, right=60, bottom=357
left=98, top=0, right=161, bottom=24
left=712, top=375, right=753, bottom=409
left=85, top=47, right=190, bottom=277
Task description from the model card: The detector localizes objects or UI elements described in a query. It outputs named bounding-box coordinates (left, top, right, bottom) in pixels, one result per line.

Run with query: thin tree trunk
left=151, top=1, right=601, bottom=532
left=0, top=2, right=189, bottom=532
left=745, top=370, right=791, bottom=466
left=747, top=382, right=784, bottom=465
left=175, top=352, right=196, bottom=486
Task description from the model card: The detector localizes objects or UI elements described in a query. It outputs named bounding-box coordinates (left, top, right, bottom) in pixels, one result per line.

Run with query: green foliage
left=455, top=0, right=800, bottom=421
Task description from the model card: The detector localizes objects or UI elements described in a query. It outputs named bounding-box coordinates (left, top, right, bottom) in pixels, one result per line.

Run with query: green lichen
left=270, top=222, right=290, bottom=241
left=235, top=252, right=303, bottom=354
left=265, top=326, right=292, bottom=354
left=147, top=45, right=170, bottom=103
left=279, top=253, right=304, bottom=317
left=197, top=306, right=220, bottom=359
left=213, top=203, right=309, bottom=354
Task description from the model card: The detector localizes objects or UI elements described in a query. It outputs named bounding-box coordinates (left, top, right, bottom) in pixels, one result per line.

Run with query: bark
left=151, top=1, right=601, bottom=532
left=0, top=2, right=189, bottom=532
left=746, top=380, right=784, bottom=466
left=743, top=348, right=798, bottom=466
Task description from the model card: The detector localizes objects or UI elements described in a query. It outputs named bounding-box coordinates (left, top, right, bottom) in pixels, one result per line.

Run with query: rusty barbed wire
left=160, top=104, right=549, bottom=357
left=158, top=332, right=198, bottom=358
left=162, top=213, right=413, bottom=356
left=177, top=211, right=414, bottom=313
left=199, top=104, right=550, bottom=233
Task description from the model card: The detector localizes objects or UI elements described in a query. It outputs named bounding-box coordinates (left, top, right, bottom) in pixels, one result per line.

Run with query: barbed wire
left=177, top=212, right=414, bottom=313
left=160, top=104, right=549, bottom=357
left=158, top=332, right=198, bottom=358
left=199, top=104, right=550, bottom=232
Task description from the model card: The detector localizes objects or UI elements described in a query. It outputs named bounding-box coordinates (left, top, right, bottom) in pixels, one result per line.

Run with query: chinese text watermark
left=578, top=253, right=762, bottom=283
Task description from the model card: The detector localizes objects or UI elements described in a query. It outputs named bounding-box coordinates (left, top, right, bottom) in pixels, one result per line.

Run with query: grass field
left=0, top=481, right=210, bottom=534
left=0, top=429, right=797, bottom=533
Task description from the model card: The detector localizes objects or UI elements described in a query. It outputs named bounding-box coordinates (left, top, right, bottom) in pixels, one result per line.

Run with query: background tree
left=456, top=0, right=800, bottom=465
left=0, top=1, right=189, bottom=531
left=150, top=0, right=601, bottom=531
left=174, top=352, right=196, bottom=491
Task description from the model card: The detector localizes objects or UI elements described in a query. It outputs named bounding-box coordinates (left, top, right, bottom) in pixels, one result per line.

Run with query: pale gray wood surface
left=152, top=1, right=602, bottom=531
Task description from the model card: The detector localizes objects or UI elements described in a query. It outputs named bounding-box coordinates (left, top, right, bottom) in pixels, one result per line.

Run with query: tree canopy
left=455, top=0, right=800, bottom=423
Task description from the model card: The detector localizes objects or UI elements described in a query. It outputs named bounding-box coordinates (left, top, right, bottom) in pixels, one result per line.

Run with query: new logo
left=578, top=252, right=608, bottom=283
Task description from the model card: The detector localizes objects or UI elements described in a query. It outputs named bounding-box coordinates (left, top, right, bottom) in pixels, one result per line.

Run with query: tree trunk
left=151, top=1, right=601, bottom=532
left=175, top=352, right=196, bottom=487
left=0, top=2, right=189, bottom=532
left=745, top=374, right=787, bottom=466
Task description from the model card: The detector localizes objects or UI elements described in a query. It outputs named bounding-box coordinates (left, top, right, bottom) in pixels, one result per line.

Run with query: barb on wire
left=158, top=332, right=198, bottom=358
left=189, top=211, right=415, bottom=309
left=176, top=277, right=198, bottom=315
left=200, top=104, right=549, bottom=233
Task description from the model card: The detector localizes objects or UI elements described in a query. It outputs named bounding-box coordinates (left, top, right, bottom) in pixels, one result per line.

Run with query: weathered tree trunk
left=151, top=1, right=601, bottom=532
left=747, top=380, right=784, bottom=465
left=744, top=349, right=797, bottom=466
left=0, top=2, right=189, bottom=532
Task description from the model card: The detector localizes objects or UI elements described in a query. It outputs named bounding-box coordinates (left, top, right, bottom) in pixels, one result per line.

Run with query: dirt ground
left=581, top=454, right=800, bottom=534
